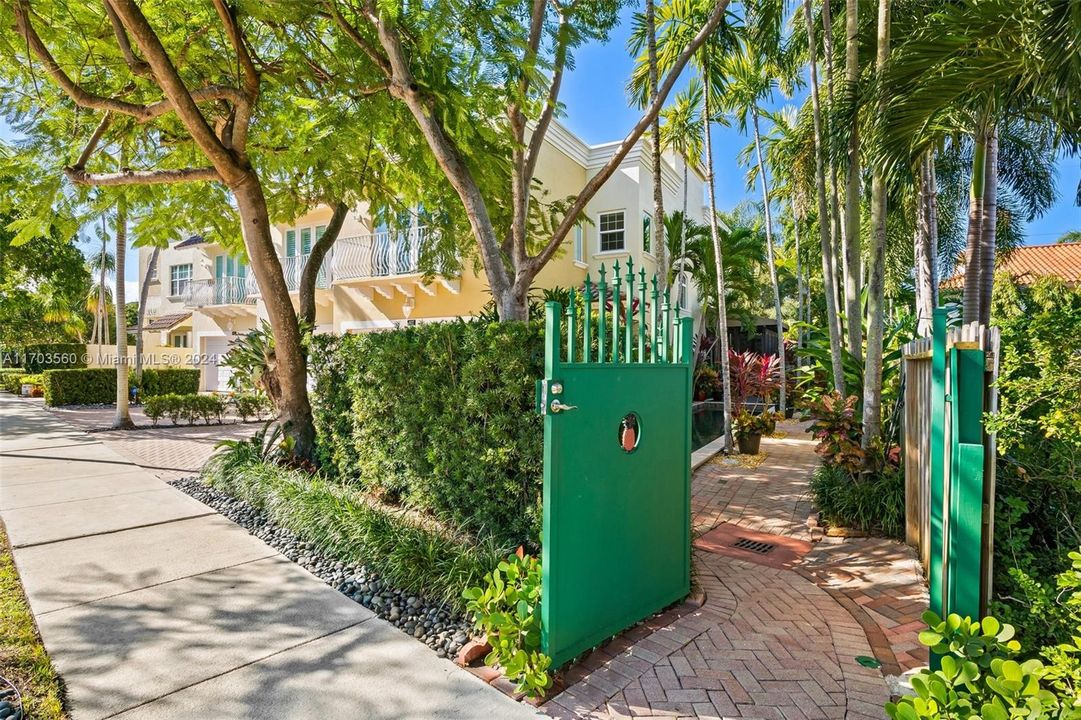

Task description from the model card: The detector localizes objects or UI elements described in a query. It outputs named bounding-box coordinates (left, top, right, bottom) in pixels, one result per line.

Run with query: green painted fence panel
left=540, top=285, right=692, bottom=667
left=947, top=347, right=985, bottom=621
left=929, top=308, right=948, bottom=622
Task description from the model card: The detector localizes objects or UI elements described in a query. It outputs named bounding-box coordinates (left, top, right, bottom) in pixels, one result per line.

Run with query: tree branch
left=74, top=113, right=113, bottom=169
left=326, top=1, right=392, bottom=76
left=524, top=5, right=570, bottom=184
left=64, top=166, right=220, bottom=186
left=211, top=0, right=258, bottom=154
left=103, top=0, right=151, bottom=78
left=299, top=201, right=347, bottom=325
left=529, top=0, right=733, bottom=272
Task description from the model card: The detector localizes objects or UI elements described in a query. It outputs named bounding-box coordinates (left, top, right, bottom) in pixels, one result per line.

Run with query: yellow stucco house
left=136, top=120, right=707, bottom=392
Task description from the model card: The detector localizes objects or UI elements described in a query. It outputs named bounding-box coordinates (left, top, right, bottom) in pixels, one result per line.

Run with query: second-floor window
left=170, top=264, right=192, bottom=297
left=286, top=224, right=329, bottom=257
left=574, top=224, right=584, bottom=263
left=599, top=211, right=625, bottom=252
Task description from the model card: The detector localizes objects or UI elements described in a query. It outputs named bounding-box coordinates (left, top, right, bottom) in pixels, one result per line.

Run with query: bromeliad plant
left=463, top=551, right=552, bottom=698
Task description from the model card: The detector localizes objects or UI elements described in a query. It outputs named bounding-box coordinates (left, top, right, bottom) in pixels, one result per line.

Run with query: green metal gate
left=538, top=261, right=693, bottom=667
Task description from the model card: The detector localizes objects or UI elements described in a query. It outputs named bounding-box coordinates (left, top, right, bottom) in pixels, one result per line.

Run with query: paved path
left=0, top=394, right=538, bottom=720
left=547, top=421, right=928, bottom=719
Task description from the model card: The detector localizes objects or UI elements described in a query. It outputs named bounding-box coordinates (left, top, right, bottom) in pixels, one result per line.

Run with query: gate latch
left=537, top=380, right=570, bottom=415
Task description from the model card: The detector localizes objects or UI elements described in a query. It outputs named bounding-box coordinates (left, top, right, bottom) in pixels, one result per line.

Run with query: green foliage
left=988, top=277, right=1081, bottom=649
left=309, top=321, right=544, bottom=548
left=41, top=367, right=114, bottom=406
left=21, top=343, right=85, bottom=372
left=143, top=393, right=226, bottom=425
left=0, top=368, right=26, bottom=394
left=733, top=409, right=775, bottom=438
left=810, top=464, right=906, bottom=538
left=138, top=368, right=199, bottom=397
left=463, top=552, right=551, bottom=698
left=886, top=609, right=1081, bottom=720
left=805, top=392, right=866, bottom=472
left=693, top=363, right=721, bottom=398
left=232, top=392, right=272, bottom=422
left=202, top=448, right=504, bottom=609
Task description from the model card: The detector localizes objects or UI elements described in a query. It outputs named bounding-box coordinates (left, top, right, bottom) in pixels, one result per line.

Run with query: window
left=301, top=227, right=312, bottom=255
left=599, top=211, right=625, bottom=252
left=643, top=212, right=652, bottom=254
left=574, top=225, right=584, bottom=264
left=172, top=333, right=189, bottom=348
left=169, top=264, right=192, bottom=297
left=285, top=229, right=297, bottom=257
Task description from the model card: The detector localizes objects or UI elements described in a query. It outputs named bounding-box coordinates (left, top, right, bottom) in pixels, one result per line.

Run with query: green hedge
left=0, top=368, right=26, bottom=394
left=42, top=368, right=116, bottom=406
left=22, top=344, right=86, bottom=372
left=138, top=368, right=199, bottom=397
left=144, top=393, right=226, bottom=425
left=310, top=321, right=544, bottom=547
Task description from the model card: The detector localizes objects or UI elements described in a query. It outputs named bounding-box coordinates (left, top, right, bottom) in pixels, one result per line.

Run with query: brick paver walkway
left=548, top=420, right=928, bottom=719
left=40, top=402, right=257, bottom=481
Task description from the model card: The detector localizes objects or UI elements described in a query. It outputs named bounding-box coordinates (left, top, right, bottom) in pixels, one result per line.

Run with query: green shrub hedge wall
left=0, top=368, right=26, bottom=394
left=42, top=368, right=116, bottom=406
left=309, top=321, right=545, bottom=547
left=138, top=368, right=200, bottom=397
left=22, top=344, right=86, bottom=372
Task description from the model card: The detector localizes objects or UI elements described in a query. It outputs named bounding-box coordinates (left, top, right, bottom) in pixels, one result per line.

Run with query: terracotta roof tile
left=941, top=242, right=1081, bottom=288
left=139, top=312, right=192, bottom=331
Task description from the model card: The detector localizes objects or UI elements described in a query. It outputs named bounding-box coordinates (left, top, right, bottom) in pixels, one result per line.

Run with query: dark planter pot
left=737, top=432, right=762, bottom=455
left=785, top=406, right=795, bottom=419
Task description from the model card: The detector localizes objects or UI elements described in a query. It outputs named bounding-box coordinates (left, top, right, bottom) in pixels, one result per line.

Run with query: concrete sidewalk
left=0, top=394, right=538, bottom=720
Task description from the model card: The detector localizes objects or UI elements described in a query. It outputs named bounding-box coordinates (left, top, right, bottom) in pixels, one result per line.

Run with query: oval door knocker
left=618, top=413, right=641, bottom=453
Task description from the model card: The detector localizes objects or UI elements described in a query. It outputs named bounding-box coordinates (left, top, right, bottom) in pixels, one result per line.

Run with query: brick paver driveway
left=546, top=421, right=928, bottom=719
left=41, top=402, right=257, bottom=481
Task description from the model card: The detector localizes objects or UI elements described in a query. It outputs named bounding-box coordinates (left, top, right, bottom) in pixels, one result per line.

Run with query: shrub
left=144, top=393, right=226, bottom=425
left=805, top=391, right=866, bottom=472
left=41, top=368, right=115, bottom=406
left=202, top=444, right=504, bottom=608
left=21, top=343, right=85, bottom=373
left=138, top=368, right=199, bottom=397
left=0, top=368, right=26, bottom=394
left=809, top=464, right=905, bottom=538
left=463, top=551, right=551, bottom=698
left=232, top=392, right=272, bottom=422
left=309, top=321, right=544, bottom=548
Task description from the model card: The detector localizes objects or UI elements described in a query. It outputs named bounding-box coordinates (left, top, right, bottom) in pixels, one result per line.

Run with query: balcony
left=331, top=226, right=459, bottom=297
left=182, top=276, right=258, bottom=317
left=283, top=254, right=331, bottom=292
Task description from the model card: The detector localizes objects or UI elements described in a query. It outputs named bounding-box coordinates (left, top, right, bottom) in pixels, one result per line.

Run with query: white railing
left=333, top=226, right=433, bottom=281
left=283, top=253, right=331, bottom=292
left=182, top=276, right=257, bottom=308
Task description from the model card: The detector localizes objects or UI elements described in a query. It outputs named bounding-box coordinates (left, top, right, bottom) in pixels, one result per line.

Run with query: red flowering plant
left=727, top=350, right=782, bottom=413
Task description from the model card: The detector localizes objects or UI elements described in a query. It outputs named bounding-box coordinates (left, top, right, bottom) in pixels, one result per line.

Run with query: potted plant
left=733, top=410, right=772, bottom=455
left=693, top=364, right=720, bottom=402
left=761, top=409, right=783, bottom=435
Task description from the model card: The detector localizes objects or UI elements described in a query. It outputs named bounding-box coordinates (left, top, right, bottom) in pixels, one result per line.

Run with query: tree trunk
left=751, top=107, right=787, bottom=415
left=819, top=0, right=845, bottom=319
left=113, top=189, right=134, bottom=429
left=803, top=0, right=846, bottom=394
left=962, top=132, right=986, bottom=324
left=977, top=124, right=998, bottom=326
left=135, top=245, right=161, bottom=382
left=232, top=172, right=315, bottom=457
left=843, top=0, right=862, bottom=362
left=914, top=153, right=935, bottom=337
left=792, top=199, right=805, bottom=356
left=299, top=202, right=347, bottom=326
left=647, top=0, right=666, bottom=283
left=861, top=0, right=890, bottom=449
left=678, top=161, right=689, bottom=307
left=703, top=51, right=734, bottom=452
left=928, top=157, right=940, bottom=307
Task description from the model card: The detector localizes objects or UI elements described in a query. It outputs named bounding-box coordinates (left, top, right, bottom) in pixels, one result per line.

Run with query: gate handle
left=550, top=400, right=578, bottom=413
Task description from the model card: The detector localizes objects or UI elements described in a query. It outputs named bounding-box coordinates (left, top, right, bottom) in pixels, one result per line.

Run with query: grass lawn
left=0, top=520, right=67, bottom=719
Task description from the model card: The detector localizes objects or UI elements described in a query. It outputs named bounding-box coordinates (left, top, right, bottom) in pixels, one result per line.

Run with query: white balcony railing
left=283, top=253, right=331, bottom=292
left=333, top=226, right=433, bottom=282
left=182, top=276, right=258, bottom=308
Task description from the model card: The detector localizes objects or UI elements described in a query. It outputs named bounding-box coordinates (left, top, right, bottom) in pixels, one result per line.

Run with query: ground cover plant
left=0, top=523, right=67, bottom=720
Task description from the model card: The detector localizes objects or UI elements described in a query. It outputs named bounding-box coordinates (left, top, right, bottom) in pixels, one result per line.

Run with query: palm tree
left=645, top=0, right=667, bottom=284
left=801, top=0, right=846, bottom=393
left=86, top=244, right=115, bottom=348
left=134, top=245, right=161, bottom=382
left=112, top=173, right=134, bottom=429
left=718, top=41, right=789, bottom=414
left=842, top=0, right=862, bottom=361
left=678, top=212, right=766, bottom=322
left=659, top=80, right=704, bottom=305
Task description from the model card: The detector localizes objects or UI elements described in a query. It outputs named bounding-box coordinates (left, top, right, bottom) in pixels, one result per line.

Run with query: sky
left=3, top=6, right=1078, bottom=297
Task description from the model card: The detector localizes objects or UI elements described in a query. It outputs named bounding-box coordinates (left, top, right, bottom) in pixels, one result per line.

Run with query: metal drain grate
left=732, top=537, right=776, bottom=554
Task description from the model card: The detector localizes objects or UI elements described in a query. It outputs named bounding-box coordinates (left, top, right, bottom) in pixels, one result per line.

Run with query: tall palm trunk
left=843, top=0, right=862, bottom=361
left=803, top=0, right=845, bottom=393
left=792, top=198, right=805, bottom=355
left=962, top=131, right=987, bottom=323
left=702, top=50, right=734, bottom=451
left=861, top=0, right=890, bottom=448
left=134, top=245, right=161, bottom=383
left=646, top=0, right=666, bottom=282
left=751, top=107, right=787, bottom=415
left=113, top=187, right=134, bottom=429
left=977, top=125, right=998, bottom=327
left=914, top=152, right=935, bottom=336
left=928, top=158, right=940, bottom=307
left=679, top=160, right=690, bottom=308
left=819, top=0, right=845, bottom=311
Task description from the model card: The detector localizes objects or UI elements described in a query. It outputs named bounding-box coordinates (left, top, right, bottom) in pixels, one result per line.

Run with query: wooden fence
left=901, top=314, right=1000, bottom=617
